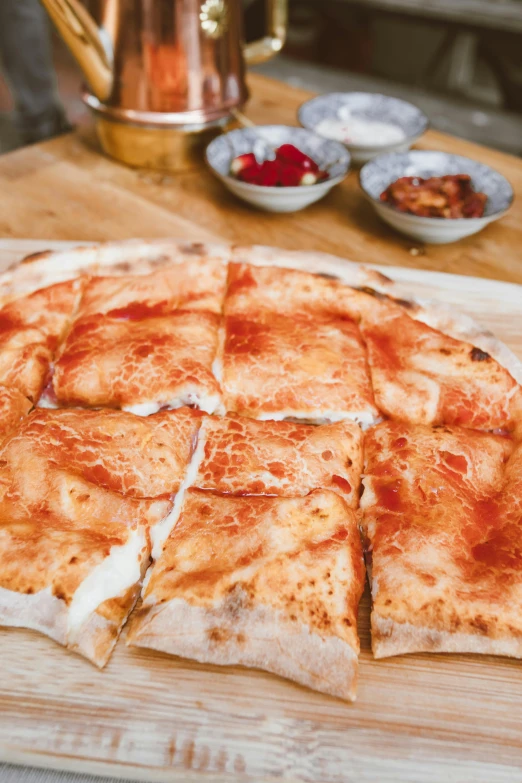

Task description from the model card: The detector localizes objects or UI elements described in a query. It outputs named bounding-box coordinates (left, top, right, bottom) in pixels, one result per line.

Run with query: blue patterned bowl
left=205, top=125, right=350, bottom=213
left=359, top=150, right=514, bottom=244
left=298, top=92, right=428, bottom=163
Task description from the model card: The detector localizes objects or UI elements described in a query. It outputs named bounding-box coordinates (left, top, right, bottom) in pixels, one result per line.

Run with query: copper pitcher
left=40, top=0, right=287, bottom=170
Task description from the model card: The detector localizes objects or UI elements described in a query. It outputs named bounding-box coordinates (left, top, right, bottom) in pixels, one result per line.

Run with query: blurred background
left=1, top=0, right=522, bottom=156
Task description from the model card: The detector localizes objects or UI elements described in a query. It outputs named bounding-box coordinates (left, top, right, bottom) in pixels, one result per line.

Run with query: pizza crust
left=127, top=589, right=359, bottom=701
left=372, top=615, right=522, bottom=660
left=0, top=581, right=139, bottom=668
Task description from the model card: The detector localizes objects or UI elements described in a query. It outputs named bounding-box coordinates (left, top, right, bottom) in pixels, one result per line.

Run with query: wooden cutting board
left=1, top=239, right=522, bottom=783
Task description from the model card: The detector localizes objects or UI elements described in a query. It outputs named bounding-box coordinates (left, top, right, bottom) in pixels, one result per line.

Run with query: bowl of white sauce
left=298, top=92, right=428, bottom=164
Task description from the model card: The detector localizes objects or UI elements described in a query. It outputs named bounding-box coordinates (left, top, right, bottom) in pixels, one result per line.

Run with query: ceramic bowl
left=205, top=125, right=350, bottom=213
left=298, top=92, right=428, bottom=164
left=359, top=149, right=514, bottom=244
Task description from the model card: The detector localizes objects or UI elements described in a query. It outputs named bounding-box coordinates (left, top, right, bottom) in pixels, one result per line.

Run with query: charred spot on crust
left=181, top=242, right=206, bottom=255
left=470, top=615, right=490, bottom=635
left=53, top=588, right=68, bottom=603
left=148, top=254, right=170, bottom=267
left=356, top=286, right=386, bottom=299
left=208, top=627, right=231, bottom=643
left=21, top=250, right=52, bottom=264
left=373, top=270, right=393, bottom=285
left=316, top=272, right=340, bottom=281
left=471, top=347, right=490, bottom=362
left=393, top=297, right=414, bottom=309
left=111, top=261, right=132, bottom=273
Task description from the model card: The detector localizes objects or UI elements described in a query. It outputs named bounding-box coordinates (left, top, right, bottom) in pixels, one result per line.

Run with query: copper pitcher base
left=94, top=116, right=229, bottom=172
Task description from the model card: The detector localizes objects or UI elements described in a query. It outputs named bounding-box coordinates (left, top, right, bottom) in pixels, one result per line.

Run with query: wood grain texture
left=0, top=74, right=521, bottom=284
left=0, top=240, right=522, bottom=783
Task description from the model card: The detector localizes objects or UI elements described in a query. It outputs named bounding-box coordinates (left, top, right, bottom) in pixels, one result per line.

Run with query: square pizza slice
left=0, top=407, right=202, bottom=666
left=194, top=415, right=362, bottom=506
left=43, top=261, right=228, bottom=415
left=358, top=300, right=521, bottom=432
left=0, top=279, right=85, bottom=402
left=220, top=264, right=378, bottom=425
left=361, top=420, right=522, bottom=659
left=50, top=310, right=223, bottom=415
left=128, top=488, right=365, bottom=700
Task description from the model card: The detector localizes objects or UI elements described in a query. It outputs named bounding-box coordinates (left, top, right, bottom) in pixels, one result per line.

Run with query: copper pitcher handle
left=243, top=0, right=287, bottom=65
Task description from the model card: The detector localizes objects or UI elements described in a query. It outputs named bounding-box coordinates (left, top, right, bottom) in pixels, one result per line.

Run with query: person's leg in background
left=0, top=0, right=71, bottom=144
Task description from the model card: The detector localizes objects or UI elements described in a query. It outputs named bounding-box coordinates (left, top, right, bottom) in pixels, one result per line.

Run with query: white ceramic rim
left=297, top=92, right=429, bottom=151
left=213, top=170, right=346, bottom=194
left=359, top=151, right=514, bottom=222
left=205, top=124, right=350, bottom=193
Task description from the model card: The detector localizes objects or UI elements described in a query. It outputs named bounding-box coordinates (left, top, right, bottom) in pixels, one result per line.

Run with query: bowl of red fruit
left=205, top=126, right=350, bottom=212
left=360, top=150, right=513, bottom=243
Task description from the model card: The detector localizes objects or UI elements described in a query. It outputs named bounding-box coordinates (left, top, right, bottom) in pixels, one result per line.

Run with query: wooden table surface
left=0, top=73, right=521, bottom=284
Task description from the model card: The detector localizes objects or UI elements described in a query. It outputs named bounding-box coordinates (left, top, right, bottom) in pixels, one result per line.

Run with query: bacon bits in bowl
left=205, top=126, right=350, bottom=212
left=298, top=92, right=428, bottom=164
left=360, top=150, right=514, bottom=244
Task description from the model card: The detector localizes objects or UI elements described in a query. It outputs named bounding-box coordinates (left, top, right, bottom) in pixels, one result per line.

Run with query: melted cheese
left=123, top=401, right=160, bottom=417
left=151, top=424, right=208, bottom=559
left=67, top=526, right=146, bottom=639
left=255, top=408, right=378, bottom=428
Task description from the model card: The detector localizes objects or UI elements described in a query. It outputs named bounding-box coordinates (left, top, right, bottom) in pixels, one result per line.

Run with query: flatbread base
left=128, top=588, right=359, bottom=701
left=372, top=614, right=522, bottom=660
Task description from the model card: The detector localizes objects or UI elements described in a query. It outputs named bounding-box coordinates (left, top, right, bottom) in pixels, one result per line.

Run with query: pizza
left=128, top=488, right=365, bottom=701
left=361, top=421, right=521, bottom=658
left=0, top=278, right=84, bottom=402
left=39, top=262, right=227, bottom=415
left=194, top=414, right=362, bottom=505
left=0, top=407, right=201, bottom=666
left=220, top=263, right=379, bottom=425
left=356, top=290, right=521, bottom=432
left=0, top=239, right=520, bottom=703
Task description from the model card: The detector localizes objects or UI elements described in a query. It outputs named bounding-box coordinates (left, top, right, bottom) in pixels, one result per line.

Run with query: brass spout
left=39, top=0, right=112, bottom=102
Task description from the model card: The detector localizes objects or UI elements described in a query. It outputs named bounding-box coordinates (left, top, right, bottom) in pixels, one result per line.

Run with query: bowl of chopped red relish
left=205, top=125, right=350, bottom=212
left=359, top=150, right=513, bottom=243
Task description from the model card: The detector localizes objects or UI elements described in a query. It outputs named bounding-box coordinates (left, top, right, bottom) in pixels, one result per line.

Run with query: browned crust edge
left=127, top=591, right=359, bottom=702
left=0, top=584, right=135, bottom=668
left=372, top=613, right=522, bottom=660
